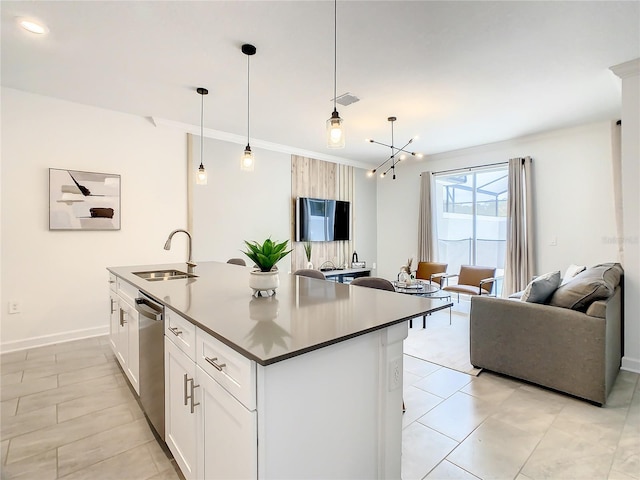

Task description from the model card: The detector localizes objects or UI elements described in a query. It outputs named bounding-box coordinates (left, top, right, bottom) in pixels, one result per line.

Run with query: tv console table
left=321, top=267, right=371, bottom=283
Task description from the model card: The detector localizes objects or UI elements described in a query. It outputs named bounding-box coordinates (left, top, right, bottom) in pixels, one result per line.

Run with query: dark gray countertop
left=108, top=261, right=450, bottom=366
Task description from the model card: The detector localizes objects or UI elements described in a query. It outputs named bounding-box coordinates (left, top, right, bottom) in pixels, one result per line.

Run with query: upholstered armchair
left=415, top=262, right=448, bottom=287
left=442, top=265, right=497, bottom=301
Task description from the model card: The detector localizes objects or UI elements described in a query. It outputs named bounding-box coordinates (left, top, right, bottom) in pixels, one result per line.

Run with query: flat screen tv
left=296, top=197, right=350, bottom=242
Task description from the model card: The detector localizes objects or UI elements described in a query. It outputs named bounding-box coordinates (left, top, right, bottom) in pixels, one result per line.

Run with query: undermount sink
left=133, top=269, right=198, bottom=281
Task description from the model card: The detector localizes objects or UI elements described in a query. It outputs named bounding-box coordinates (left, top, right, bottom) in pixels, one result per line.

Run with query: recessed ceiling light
left=17, top=17, right=49, bottom=34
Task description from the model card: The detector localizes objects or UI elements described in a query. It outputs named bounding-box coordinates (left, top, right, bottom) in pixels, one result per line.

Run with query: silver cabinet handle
left=188, top=378, right=200, bottom=414
left=110, top=298, right=116, bottom=314
left=204, top=356, right=226, bottom=371
left=168, top=326, right=182, bottom=336
left=119, top=309, right=127, bottom=326
left=183, top=373, right=189, bottom=406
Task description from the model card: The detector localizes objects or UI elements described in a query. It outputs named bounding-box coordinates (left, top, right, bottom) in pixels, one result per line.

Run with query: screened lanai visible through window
left=434, top=166, right=508, bottom=294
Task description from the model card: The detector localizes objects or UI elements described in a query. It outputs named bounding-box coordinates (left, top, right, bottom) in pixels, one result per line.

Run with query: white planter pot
left=249, top=270, right=279, bottom=296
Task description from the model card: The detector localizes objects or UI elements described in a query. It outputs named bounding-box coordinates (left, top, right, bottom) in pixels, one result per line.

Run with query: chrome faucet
left=164, top=229, right=196, bottom=274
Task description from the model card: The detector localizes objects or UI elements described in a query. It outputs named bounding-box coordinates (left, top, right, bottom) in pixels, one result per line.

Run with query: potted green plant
left=303, top=241, right=313, bottom=268
left=243, top=238, right=292, bottom=295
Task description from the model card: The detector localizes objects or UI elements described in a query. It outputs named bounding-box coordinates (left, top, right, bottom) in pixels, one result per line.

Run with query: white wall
left=1, top=88, right=188, bottom=351
left=611, top=59, right=640, bottom=373
left=190, top=137, right=378, bottom=275
left=190, top=137, right=292, bottom=267
left=353, top=170, right=377, bottom=272
left=377, top=122, right=619, bottom=280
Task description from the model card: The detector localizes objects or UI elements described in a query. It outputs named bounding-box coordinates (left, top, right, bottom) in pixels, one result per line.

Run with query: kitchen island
left=108, top=261, right=450, bottom=480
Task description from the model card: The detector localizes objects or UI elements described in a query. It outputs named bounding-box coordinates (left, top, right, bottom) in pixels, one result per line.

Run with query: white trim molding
left=610, top=58, right=640, bottom=79
left=0, top=326, right=109, bottom=353
left=622, top=357, right=640, bottom=375
left=151, top=117, right=371, bottom=170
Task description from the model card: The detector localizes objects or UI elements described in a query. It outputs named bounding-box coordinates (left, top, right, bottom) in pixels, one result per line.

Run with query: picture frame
left=49, top=168, right=121, bottom=230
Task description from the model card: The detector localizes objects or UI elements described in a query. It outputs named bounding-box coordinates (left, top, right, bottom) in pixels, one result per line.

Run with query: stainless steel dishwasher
left=135, top=292, right=165, bottom=440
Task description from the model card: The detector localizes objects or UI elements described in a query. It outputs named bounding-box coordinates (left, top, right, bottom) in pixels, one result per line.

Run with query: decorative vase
left=307, top=261, right=313, bottom=269
left=398, top=271, right=410, bottom=284
left=249, top=270, right=279, bottom=297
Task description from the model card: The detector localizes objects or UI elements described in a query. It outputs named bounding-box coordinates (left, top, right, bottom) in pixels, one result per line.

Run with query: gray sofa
left=470, top=263, right=623, bottom=405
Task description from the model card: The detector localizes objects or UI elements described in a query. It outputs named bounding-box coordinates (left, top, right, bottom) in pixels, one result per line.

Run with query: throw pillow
left=520, top=271, right=561, bottom=304
left=560, top=264, right=587, bottom=285
left=549, top=263, right=621, bottom=311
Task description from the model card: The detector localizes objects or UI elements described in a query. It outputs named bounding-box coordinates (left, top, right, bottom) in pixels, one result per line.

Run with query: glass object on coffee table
left=392, top=280, right=453, bottom=327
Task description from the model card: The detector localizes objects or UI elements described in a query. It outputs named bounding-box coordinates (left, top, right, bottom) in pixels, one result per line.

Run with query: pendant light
left=196, top=87, right=208, bottom=185
left=326, top=0, right=345, bottom=149
left=241, top=43, right=257, bottom=171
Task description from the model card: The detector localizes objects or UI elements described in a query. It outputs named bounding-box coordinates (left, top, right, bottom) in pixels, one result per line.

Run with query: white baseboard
left=0, top=326, right=109, bottom=353
left=621, top=356, right=640, bottom=374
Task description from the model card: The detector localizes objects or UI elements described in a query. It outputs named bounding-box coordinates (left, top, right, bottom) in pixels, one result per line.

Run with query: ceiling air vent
left=332, top=93, right=360, bottom=107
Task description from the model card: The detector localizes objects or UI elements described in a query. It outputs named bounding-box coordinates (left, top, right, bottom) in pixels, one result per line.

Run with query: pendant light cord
left=247, top=54, right=251, bottom=145
left=333, top=0, right=337, bottom=113
left=200, top=91, right=204, bottom=168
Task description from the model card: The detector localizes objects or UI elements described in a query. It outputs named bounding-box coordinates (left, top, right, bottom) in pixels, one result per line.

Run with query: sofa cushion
left=520, top=271, right=561, bottom=303
left=561, top=264, right=587, bottom=285
left=549, top=263, right=621, bottom=311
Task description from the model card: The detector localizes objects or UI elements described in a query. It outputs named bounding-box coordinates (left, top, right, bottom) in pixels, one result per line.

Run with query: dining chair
left=442, top=265, right=497, bottom=302
left=227, top=258, right=246, bottom=266
left=293, top=269, right=326, bottom=280
left=350, top=277, right=395, bottom=291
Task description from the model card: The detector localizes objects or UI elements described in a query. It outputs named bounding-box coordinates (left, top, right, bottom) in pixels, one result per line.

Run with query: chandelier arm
left=382, top=162, right=396, bottom=175
left=373, top=154, right=395, bottom=171
left=368, top=139, right=393, bottom=149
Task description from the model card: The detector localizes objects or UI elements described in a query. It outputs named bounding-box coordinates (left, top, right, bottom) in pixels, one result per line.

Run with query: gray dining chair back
left=351, top=277, right=395, bottom=291
left=227, top=258, right=246, bottom=266
left=293, top=269, right=326, bottom=280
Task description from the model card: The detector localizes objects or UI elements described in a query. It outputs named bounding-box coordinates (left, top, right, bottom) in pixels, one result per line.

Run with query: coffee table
left=392, top=280, right=453, bottom=328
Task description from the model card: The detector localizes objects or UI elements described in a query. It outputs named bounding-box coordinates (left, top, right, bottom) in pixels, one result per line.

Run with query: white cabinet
left=165, top=319, right=258, bottom=480
left=165, top=308, right=196, bottom=359
left=119, top=298, right=139, bottom=394
left=165, top=312, right=406, bottom=479
left=165, top=335, right=198, bottom=480
left=108, top=276, right=140, bottom=395
left=196, top=364, right=257, bottom=480
left=108, top=291, right=119, bottom=353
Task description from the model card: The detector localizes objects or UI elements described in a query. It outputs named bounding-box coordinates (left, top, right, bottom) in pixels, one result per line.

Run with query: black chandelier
left=367, top=117, right=423, bottom=179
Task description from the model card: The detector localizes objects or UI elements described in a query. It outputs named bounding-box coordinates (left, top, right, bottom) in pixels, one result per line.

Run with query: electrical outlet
left=388, top=357, right=402, bottom=391
left=8, top=301, right=20, bottom=314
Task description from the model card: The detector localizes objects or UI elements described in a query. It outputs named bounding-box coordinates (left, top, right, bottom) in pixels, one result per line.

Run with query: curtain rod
left=428, top=161, right=509, bottom=176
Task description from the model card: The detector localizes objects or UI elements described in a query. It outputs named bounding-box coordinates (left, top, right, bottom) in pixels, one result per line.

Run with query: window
left=434, top=166, right=508, bottom=293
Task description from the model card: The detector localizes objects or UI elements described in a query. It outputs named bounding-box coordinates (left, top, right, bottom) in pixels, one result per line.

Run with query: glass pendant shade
left=326, top=111, right=345, bottom=149
left=196, top=164, right=208, bottom=185
left=241, top=145, right=255, bottom=171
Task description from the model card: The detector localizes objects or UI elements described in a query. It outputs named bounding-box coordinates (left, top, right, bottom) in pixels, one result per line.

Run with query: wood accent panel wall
left=290, top=155, right=354, bottom=272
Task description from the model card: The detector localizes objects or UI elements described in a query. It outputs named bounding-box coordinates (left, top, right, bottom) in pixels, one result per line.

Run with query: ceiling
left=2, top=1, right=638, bottom=167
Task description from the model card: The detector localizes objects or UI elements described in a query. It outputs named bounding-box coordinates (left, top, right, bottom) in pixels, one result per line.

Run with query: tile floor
left=0, top=336, right=181, bottom=480
left=1, top=332, right=639, bottom=480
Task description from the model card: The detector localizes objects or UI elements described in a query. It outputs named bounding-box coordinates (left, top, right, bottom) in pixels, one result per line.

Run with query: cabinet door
left=165, top=337, right=198, bottom=480
left=109, top=292, right=119, bottom=353
left=196, top=365, right=257, bottom=480
left=126, top=305, right=140, bottom=395
left=115, top=304, right=129, bottom=369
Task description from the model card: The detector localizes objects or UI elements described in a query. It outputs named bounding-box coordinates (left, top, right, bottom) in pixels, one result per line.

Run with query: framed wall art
left=49, top=168, right=121, bottom=230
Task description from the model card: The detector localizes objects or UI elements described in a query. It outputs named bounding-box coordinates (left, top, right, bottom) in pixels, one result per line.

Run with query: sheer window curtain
left=503, top=157, right=534, bottom=296
left=417, top=172, right=438, bottom=262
